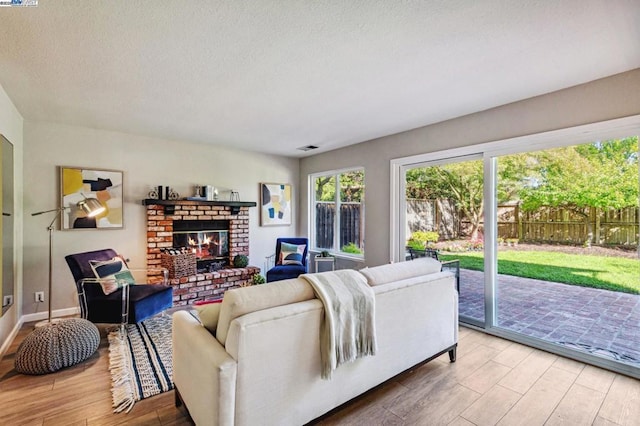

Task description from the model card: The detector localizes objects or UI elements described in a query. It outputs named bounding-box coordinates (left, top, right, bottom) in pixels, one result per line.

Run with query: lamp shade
left=77, top=198, right=105, bottom=217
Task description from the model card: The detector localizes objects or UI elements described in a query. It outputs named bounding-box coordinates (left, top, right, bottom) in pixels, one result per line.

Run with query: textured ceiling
left=0, top=0, right=638, bottom=157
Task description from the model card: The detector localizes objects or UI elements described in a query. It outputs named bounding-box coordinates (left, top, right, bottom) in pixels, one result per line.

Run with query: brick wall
left=145, top=202, right=256, bottom=305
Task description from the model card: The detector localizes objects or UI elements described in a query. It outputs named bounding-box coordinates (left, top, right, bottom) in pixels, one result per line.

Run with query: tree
left=406, top=156, right=530, bottom=241
left=406, top=160, right=484, bottom=240
left=518, top=137, right=639, bottom=246
left=315, top=170, right=364, bottom=202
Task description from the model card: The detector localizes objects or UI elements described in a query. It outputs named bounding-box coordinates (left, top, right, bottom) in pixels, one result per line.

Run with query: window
left=311, top=168, right=365, bottom=257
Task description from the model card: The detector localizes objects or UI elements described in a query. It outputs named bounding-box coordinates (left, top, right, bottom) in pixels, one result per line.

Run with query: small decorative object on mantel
left=187, top=185, right=218, bottom=201
left=229, top=190, right=240, bottom=202
left=205, top=185, right=218, bottom=201
left=168, top=188, right=180, bottom=200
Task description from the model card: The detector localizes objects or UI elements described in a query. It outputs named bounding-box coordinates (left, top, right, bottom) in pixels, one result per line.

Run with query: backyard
left=439, top=243, right=640, bottom=294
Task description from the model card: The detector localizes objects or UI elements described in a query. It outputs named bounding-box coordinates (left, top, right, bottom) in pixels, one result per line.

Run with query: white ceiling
left=0, top=1, right=638, bottom=157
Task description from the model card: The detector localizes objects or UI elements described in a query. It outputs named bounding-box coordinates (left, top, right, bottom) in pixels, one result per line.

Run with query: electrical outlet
left=2, top=295, right=12, bottom=306
left=35, top=291, right=45, bottom=303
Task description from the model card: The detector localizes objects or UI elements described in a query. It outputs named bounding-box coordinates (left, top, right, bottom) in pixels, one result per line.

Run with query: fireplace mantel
left=142, top=199, right=257, bottom=214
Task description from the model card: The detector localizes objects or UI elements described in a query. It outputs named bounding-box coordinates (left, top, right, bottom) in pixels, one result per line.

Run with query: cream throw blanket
left=301, top=270, right=377, bottom=379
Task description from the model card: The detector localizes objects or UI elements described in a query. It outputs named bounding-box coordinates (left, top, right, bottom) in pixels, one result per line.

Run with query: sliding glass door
left=392, top=119, right=640, bottom=378
left=402, top=155, right=486, bottom=326
left=493, top=139, right=640, bottom=369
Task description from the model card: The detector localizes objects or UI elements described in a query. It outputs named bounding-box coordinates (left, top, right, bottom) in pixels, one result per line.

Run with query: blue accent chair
left=266, top=238, right=309, bottom=282
left=65, top=248, right=173, bottom=325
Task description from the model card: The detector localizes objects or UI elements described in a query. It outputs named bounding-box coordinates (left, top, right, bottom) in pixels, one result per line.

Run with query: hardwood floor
left=2, top=322, right=639, bottom=425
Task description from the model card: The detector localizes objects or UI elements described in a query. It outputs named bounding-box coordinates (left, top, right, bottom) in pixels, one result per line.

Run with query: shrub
left=410, top=231, right=439, bottom=244
left=233, top=254, right=249, bottom=268
left=341, top=242, right=363, bottom=254
left=251, top=273, right=266, bottom=285
left=406, top=239, right=426, bottom=250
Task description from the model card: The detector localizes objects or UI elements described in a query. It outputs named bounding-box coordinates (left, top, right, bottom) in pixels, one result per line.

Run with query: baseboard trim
left=21, top=307, right=80, bottom=323
left=0, top=317, right=23, bottom=359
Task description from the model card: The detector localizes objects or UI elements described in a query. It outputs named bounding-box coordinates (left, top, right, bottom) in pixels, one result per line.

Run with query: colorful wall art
left=260, top=183, right=292, bottom=226
left=60, top=167, right=124, bottom=229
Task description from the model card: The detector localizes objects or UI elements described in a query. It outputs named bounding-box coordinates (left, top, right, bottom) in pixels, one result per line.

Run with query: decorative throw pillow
left=279, top=242, right=306, bottom=266
left=195, top=300, right=222, bottom=334
left=89, top=257, right=136, bottom=295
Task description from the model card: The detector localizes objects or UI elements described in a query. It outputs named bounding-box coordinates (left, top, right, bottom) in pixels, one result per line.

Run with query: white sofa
left=172, top=258, right=458, bottom=426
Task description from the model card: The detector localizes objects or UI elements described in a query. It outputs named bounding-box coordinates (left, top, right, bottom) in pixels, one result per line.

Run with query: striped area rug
left=108, top=315, right=174, bottom=413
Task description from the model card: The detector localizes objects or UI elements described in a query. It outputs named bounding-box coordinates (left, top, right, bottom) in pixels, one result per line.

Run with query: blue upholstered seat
left=266, top=238, right=309, bottom=282
left=65, top=248, right=173, bottom=324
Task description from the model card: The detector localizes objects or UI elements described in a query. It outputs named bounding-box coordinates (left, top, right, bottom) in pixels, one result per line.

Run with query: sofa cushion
left=359, top=257, right=442, bottom=286
left=216, top=277, right=316, bottom=345
left=89, top=257, right=135, bottom=295
left=196, top=300, right=222, bottom=334
left=279, top=242, right=306, bottom=265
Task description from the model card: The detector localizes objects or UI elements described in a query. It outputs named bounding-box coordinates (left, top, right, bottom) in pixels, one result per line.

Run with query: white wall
left=0, top=83, right=24, bottom=351
left=22, top=122, right=299, bottom=316
left=300, top=69, right=640, bottom=267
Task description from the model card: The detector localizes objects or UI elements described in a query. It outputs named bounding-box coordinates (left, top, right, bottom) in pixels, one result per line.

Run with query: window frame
left=309, top=166, right=365, bottom=259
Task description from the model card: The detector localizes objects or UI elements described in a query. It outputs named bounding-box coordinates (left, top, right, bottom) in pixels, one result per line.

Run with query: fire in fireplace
left=173, top=220, right=230, bottom=271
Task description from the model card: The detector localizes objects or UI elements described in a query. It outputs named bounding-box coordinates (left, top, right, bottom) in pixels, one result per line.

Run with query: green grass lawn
left=439, top=250, right=640, bottom=294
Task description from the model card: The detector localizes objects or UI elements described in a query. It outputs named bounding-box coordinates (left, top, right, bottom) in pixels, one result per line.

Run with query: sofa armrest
left=172, top=311, right=237, bottom=426
left=440, top=260, right=460, bottom=292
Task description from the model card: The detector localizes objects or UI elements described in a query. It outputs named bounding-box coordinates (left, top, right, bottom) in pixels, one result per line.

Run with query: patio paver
left=458, top=269, right=640, bottom=365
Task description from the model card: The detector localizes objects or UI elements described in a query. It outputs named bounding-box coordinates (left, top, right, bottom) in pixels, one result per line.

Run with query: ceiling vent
left=297, top=145, right=319, bottom=152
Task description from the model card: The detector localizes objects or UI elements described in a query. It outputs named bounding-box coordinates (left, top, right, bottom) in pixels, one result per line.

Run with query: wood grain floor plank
left=460, top=384, right=521, bottom=426
left=545, top=383, right=606, bottom=426
left=447, top=417, right=476, bottom=426
left=497, top=367, right=577, bottom=426
left=498, top=350, right=557, bottom=394
left=592, top=416, right=623, bottom=426
left=401, top=383, right=481, bottom=426
left=492, top=341, right=534, bottom=368
left=460, top=360, right=511, bottom=394
left=449, top=344, right=501, bottom=381
left=575, top=364, right=616, bottom=393
left=597, top=374, right=640, bottom=426
left=551, top=356, right=585, bottom=375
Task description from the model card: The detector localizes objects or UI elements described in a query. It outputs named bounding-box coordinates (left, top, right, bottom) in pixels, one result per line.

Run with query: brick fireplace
left=143, top=199, right=258, bottom=306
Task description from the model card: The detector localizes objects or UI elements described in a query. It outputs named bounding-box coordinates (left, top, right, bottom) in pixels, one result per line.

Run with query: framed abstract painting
left=260, top=183, right=292, bottom=226
left=60, top=166, right=124, bottom=229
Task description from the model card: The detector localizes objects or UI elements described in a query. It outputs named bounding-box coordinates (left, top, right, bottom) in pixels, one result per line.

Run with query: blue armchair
left=266, top=238, right=309, bottom=282
left=65, top=248, right=173, bottom=326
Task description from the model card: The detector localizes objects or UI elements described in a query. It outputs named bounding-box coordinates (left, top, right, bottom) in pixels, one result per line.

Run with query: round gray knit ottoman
left=15, top=318, right=100, bottom=375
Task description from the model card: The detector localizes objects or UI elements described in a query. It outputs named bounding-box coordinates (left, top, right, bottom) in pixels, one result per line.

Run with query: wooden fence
left=408, top=199, right=639, bottom=246
left=406, top=199, right=459, bottom=239
left=497, top=204, right=639, bottom=246
left=315, top=202, right=364, bottom=250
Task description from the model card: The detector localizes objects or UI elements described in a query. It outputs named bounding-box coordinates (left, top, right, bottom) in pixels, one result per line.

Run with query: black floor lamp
left=31, top=197, right=105, bottom=326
